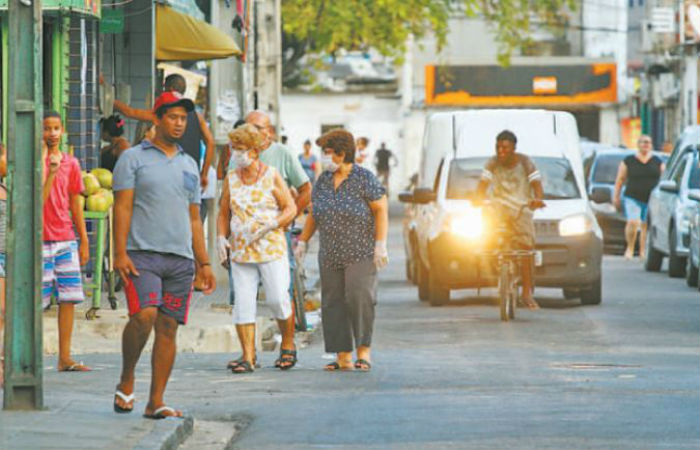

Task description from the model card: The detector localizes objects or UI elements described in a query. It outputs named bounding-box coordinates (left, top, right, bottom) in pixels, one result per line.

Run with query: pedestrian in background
left=299, top=139, right=319, bottom=184
left=99, top=114, right=130, bottom=172
left=217, top=124, right=297, bottom=374
left=614, top=134, right=664, bottom=260
left=296, top=129, right=388, bottom=372
left=356, top=136, right=371, bottom=170
left=374, top=142, right=397, bottom=194
left=0, top=142, right=7, bottom=387
left=42, top=111, right=91, bottom=372
left=112, top=92, right=215, bottom=418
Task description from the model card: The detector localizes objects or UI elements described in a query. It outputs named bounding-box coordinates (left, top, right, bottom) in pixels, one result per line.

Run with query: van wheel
left=644, top=222, right=663, bottom=272
left=428, top=268, right=450, bottom=307
left=668, top=226, right=686, bottom=278
left=417, top=259, right=429, bottom=302
left=580, top=276, right=602, bottom=305
left=686, top=256, right=699, bottom=287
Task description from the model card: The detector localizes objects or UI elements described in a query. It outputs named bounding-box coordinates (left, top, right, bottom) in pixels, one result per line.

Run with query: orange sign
left=425, top=63, right=617, bottom=106
left=620, top=117, right=641, bottom=149
left=533, top=77, right=557, bottom=94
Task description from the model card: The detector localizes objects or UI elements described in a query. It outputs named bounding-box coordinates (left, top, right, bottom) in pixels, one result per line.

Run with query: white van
left=400, top=109, right=603, bottom=306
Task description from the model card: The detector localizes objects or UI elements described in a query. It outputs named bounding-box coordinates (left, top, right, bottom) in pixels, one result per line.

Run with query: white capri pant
left=231, top=257, right=292, bottom=324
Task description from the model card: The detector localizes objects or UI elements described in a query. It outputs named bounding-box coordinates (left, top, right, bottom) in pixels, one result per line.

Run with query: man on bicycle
left=475, top=130, right=545, bottom=310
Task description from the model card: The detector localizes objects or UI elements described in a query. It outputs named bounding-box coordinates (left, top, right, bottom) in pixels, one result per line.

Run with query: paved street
left=2, top=220, right=699, bottom=450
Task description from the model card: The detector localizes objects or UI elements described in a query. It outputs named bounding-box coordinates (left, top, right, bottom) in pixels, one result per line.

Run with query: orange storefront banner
left=425, top=63, right=617, bottom=106
left=620, top=117, right=641, bottom=149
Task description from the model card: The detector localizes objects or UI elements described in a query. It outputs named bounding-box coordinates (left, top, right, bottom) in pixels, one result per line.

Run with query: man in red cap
left=112, top=91, right=216, bottom=419
left=112, top=74, right=215, bottom=190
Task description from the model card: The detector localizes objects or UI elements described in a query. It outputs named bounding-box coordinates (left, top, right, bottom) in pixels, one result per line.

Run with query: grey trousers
left=320, top=258, right=378, bottom=353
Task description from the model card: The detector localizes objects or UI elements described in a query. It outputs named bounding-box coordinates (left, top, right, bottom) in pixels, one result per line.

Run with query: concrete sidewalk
left=1, top=235, right=323, bottom=450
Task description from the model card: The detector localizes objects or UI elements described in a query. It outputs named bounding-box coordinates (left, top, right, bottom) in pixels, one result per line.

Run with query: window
left=689, top=157, right=700, bottom=189
left=592, top=153, right=627, bottom=184
left=446, top=156, right=580, bottom=200
left=672, top=158, right=687, bottom=185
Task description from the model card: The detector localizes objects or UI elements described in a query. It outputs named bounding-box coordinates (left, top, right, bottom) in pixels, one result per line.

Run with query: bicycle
left=478, top=202, right=535, bottom=322
left=290, top=227, right=308, bottom=332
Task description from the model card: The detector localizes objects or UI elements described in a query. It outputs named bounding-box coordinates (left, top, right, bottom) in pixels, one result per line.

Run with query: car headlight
left=559, top=214, right=592, bottom=237
left=449, top=209, right=483, bottom=239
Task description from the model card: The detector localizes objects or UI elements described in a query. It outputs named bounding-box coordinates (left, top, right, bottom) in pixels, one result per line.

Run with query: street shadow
left=438, top=291, right=582, bottom=310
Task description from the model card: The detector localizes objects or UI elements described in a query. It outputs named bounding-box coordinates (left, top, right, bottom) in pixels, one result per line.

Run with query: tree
left=282, top=0, right=576, bottom=85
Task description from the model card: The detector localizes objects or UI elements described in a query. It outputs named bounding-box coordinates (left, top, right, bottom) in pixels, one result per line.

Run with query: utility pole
left=4, top=0, right=44, bottom=410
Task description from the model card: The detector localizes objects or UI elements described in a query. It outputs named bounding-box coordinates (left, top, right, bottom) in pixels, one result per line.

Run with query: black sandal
left=354, top=359, right=372, bottom=371
left=231, top=360, right=255, bottom=374
left=324, top=361, right=353, bottom=371
left=275, top=348, right=297, bottom=371
left=227, top=357, right=259, bottom=370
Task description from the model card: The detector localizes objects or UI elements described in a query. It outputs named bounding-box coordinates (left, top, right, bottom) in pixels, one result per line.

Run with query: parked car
left=400, top=109, right=603, bottom=306
left=685, top=191, right=700, bottom=288
left=645, top=147, right=700, bottom=277
left=586, top=148, right=668, bottom=254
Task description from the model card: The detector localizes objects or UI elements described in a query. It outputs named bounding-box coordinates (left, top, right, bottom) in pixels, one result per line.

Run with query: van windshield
left=446, top=156, right=581, bottom=200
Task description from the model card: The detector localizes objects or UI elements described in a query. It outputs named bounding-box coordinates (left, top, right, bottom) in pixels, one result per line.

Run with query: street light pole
left=4, top=0, right=44, bottom=410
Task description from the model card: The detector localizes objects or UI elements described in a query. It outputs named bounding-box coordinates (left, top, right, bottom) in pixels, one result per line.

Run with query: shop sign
left=425, top=62, right=617, bottom=106
left=620, top=117, right=641, bottom=149
left=100, top=8, right=123, bottom=34
left=532, top=76, right=557, bottom=95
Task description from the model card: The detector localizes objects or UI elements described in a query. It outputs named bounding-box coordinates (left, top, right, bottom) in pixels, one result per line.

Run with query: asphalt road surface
left=92, top=222, right=700, bottom=450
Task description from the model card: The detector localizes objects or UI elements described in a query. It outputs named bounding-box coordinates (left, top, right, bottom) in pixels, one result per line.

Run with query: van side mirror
left=399, top=188, right=436, bottom=204
left=589, top=187, right=611, bottom=204
left=659, top=180, right=679, bottom=194
left=689, top=191, right=700, bottom=202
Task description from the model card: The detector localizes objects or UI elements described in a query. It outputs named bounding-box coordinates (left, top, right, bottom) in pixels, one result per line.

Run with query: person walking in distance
left=356, top=137, right=371, bottom=170
left=217, top=124, right=297, bottom=374
left=298, top=139, right=320, bottom=184
left=374, top=142, right=397, bottom=193
left=42, top=111, right=91, bottom=372
left=296, top=129, right=389, bottom=371
left=112, top=91, right=216, bottom=418
left=614, top=135, right=664, bottom=259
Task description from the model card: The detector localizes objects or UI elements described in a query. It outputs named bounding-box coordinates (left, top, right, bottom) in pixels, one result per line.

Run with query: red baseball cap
left=153, top=91, right=195, bottom=114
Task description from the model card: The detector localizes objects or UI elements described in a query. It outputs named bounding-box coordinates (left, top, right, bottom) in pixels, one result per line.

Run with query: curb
left=134, top=415, right=194, bottom=450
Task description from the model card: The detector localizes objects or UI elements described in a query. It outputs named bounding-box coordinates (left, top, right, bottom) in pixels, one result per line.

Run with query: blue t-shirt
left=312, top=165, right=386, bottom=270
left=113, top=141, right=201, bottom=260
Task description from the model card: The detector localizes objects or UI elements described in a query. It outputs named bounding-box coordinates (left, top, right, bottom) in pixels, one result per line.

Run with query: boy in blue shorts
left=42, top=111, right=91, bottom=372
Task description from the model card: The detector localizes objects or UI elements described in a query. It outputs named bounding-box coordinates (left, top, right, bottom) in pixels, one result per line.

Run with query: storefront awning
left=156, top=4, right=241, bottom=61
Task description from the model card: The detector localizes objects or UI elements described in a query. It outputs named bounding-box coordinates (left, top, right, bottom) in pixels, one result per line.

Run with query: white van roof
left=433, top=109, right=580, bottom=159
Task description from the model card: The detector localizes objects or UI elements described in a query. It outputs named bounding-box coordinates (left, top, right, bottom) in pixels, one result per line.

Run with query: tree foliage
left=282, top=0, right=576, bottom=83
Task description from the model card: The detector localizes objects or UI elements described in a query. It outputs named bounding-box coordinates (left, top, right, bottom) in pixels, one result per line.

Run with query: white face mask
left=321, top=154, right=339, bottom=173
left=232, top=150, right=253, bottom=168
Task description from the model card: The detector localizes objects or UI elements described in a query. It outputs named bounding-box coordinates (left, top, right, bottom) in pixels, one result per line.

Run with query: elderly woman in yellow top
left=217, top=124, right=296, bottom=373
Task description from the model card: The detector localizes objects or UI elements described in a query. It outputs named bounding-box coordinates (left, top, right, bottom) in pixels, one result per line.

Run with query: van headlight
left=559, top=214, right=592, bottom=237
left=449, top=209, right=483, bottom=239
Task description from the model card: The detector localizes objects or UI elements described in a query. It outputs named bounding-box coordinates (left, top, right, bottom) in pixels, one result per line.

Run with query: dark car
left=585, top=147, right=668, bottom=254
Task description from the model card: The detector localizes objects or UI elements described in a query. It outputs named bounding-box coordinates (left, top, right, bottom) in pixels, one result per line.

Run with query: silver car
left=645, top=148, right=700, bottom=277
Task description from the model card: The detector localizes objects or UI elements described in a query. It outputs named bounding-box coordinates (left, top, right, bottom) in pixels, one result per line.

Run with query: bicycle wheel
left=499, top=262, right=510, bottom=322
left=292, top=266, right=308, bottom=332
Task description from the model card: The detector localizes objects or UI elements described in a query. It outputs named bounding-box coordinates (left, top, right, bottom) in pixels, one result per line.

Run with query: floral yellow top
left=228, top=165, right=287, bottom=263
